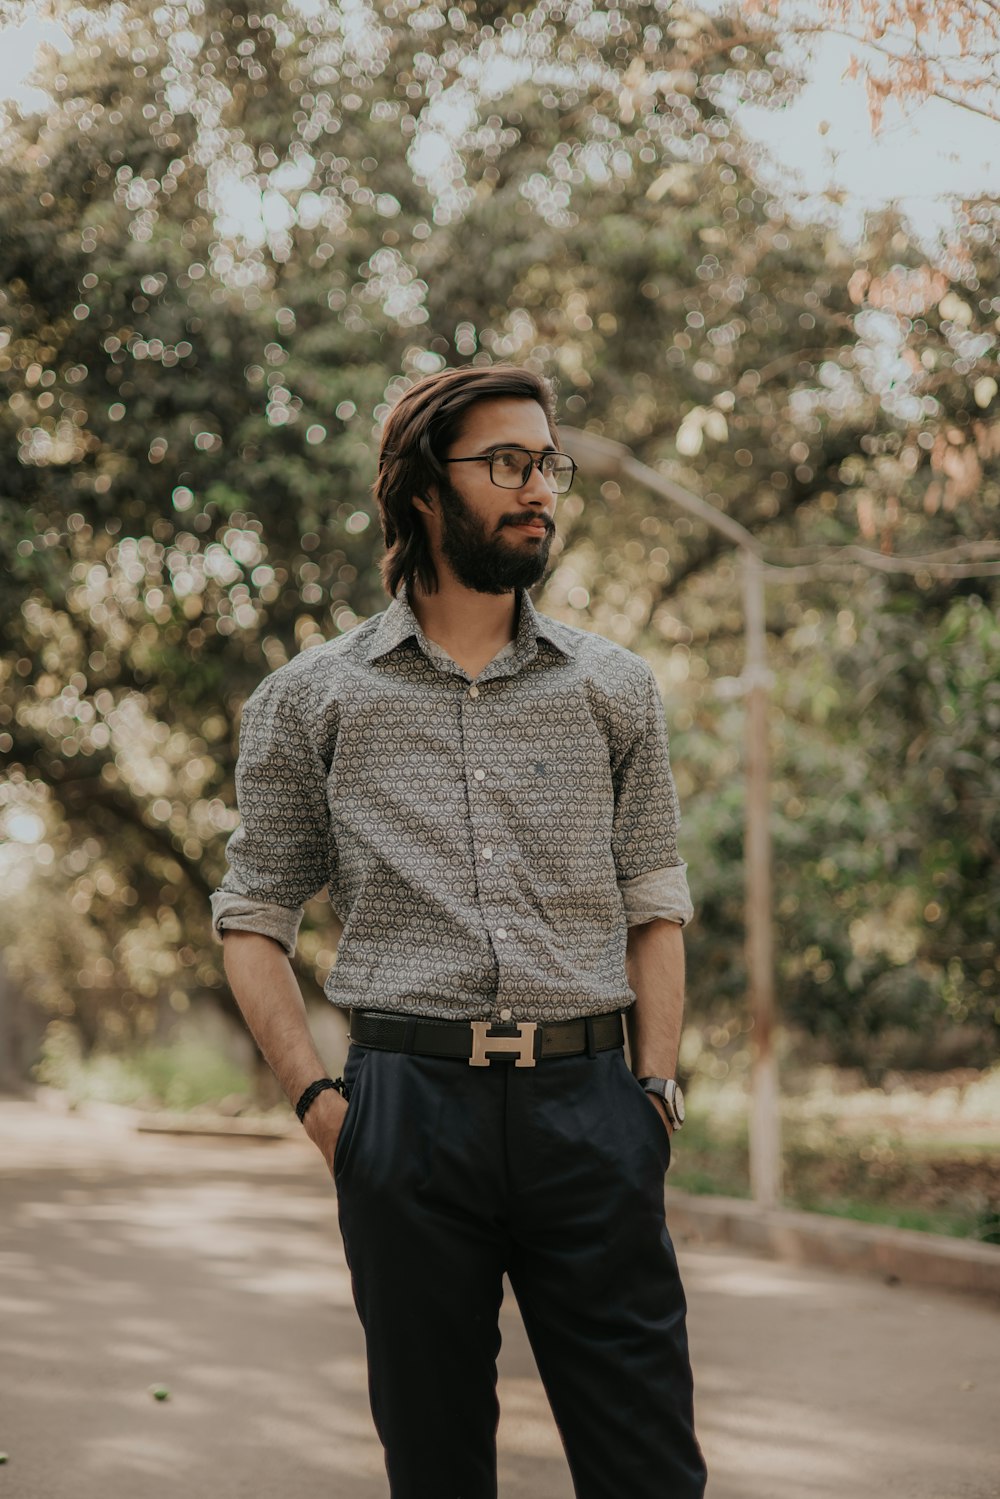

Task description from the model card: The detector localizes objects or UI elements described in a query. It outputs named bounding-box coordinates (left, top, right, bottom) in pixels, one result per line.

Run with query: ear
left=412, top=486, right=437, bottom=519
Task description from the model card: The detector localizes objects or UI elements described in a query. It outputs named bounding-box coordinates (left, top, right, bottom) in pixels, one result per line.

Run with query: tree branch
left=785, top=23, right=1000, bottom=128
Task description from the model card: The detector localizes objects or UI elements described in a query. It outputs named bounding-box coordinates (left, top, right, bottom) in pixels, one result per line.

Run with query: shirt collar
left=364, top=582, right=576, bottom=669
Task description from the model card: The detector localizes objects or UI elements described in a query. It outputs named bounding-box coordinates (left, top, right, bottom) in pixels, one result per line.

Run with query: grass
left=35, top=1020, right=257, bottom=1114
left=668, top=1066, right=1000, bottom=1243
left=790, top=1199, right=989, bottom=1239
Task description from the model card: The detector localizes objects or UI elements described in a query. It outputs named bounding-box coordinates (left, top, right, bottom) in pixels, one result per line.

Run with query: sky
left=734, top=29, right=1000, bottom=251
left=1, top=8, right=999, bottom=253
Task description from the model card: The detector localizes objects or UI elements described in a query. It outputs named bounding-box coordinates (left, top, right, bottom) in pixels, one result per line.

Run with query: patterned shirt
left=209, top=583, right=693, bottom=1023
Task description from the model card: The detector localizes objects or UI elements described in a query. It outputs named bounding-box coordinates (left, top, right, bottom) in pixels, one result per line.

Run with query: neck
left=407, top=571, right=520, bottom=658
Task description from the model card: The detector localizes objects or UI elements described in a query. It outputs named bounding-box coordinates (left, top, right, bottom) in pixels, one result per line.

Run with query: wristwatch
left=638, top=1077, right=685, bottom=1130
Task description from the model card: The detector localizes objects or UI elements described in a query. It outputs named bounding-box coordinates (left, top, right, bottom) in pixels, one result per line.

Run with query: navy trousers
left=334, top=1035, right=708, bottom=1499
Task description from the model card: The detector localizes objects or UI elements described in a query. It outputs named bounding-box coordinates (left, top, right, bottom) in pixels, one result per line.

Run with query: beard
left=435, top=476, right=555, bottom=594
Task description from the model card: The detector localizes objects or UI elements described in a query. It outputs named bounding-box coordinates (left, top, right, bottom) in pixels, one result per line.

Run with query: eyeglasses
left=443, top=446, right=577, bottom=494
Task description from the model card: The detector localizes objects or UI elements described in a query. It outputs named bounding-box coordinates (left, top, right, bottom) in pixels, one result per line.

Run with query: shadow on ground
left=1, top=1102, right=998, bottom=1499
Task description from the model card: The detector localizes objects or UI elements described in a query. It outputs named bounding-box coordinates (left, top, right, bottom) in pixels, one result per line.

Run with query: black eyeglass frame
left=442, top=446, right=577, bottom=494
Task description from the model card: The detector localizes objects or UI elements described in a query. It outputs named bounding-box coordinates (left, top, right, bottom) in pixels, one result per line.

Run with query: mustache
left=498, top=515, right=554, bottom=533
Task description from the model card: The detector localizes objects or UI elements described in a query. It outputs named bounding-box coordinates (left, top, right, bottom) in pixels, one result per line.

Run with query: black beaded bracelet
left=295, top=1075, right=347, bottom=1123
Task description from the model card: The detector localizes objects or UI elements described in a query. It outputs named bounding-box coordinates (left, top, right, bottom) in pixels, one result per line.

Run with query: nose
left=519, top=459, right=557, bottom=510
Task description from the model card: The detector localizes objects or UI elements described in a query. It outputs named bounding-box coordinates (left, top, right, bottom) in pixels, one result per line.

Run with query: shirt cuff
left=618, top=863, right=694, bottom=928
left=209, top=891, right=304, bottom=958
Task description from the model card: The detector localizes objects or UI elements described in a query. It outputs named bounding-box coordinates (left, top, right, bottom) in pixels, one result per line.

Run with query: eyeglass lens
left=491, top=447, right=574, bottom=492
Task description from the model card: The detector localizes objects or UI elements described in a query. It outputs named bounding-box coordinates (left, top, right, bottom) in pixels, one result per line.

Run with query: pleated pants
left=334, top=1033, right=708, bottom=1499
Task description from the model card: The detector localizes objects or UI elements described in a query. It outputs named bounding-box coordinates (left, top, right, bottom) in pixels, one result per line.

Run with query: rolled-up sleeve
left=209, top=669, right=335, bottom=957
left=611, top=666, right=694, bottom=928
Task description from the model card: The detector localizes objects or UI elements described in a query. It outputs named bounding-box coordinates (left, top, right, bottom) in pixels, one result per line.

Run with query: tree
left=1, top=0, right=997, bottom=1065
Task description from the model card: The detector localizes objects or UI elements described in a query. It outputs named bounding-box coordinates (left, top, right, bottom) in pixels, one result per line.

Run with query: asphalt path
left=1, top=1100, right=998, bottom=1499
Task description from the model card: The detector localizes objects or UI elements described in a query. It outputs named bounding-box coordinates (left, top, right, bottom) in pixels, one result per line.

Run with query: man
left=210, top=364, right=708, bottom=1499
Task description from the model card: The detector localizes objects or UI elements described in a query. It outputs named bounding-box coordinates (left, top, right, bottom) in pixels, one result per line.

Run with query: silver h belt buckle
left=469, top=1019, right=538, bottom=1067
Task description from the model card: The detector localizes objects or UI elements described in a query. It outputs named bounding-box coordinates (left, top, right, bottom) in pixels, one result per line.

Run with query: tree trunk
left=0, top=958, right=43, bottom=1093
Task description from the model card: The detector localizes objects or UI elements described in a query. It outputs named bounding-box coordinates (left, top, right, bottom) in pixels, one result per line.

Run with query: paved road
left=1, top=1100, right=998, bottom=1499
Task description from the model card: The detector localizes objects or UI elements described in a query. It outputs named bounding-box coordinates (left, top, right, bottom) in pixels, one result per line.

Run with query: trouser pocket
left=617, top=1052, right=672, bottom=1171
left=331, top=1042, right=370, bottom=1182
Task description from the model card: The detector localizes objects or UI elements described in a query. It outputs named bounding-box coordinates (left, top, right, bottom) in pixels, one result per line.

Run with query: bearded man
left=210, top=363, right=707, bottom=1499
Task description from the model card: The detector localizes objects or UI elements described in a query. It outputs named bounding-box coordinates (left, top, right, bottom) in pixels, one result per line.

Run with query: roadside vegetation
left=673, top=1056, right=1000, bottom=1244
left=0, top=2, right=997, bottom=1243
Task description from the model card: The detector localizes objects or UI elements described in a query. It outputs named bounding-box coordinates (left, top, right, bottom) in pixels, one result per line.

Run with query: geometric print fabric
left=210, top=583, right=693, bottom=1023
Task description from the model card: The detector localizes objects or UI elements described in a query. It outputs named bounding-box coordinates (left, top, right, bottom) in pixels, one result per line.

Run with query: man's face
left=426, top=397, right=561, bottom=595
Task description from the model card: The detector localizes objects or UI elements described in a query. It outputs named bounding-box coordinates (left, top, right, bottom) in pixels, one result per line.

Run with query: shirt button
left=495, top=927, right=508, bottom=939
left=468, top=685, right=480, bottom=698
left=499, top=1008, right=512, bottom=1021
left=482, top=847, right=493, bottom=860
left=473, top=768, right=486, bottom=781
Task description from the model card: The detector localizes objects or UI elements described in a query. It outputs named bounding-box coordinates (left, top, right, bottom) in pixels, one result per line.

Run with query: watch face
left=641, top=1077, right=685, bottom=1127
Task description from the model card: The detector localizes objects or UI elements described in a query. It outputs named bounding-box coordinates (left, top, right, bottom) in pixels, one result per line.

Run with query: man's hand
left=301, top=1087, right=350, bottom=1176
left=647, top=1091, right=674, bottom=1139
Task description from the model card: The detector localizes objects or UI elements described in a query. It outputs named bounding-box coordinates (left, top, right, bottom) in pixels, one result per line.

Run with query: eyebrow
left=480, top=441, right=561, bottom=455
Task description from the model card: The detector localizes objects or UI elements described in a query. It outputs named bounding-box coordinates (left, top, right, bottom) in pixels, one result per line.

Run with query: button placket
left=465, top=701, right=513, bottom=964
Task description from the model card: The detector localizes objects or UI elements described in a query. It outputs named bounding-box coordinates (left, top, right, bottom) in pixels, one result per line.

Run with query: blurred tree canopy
left=0, top=0, right=997, bottom=1069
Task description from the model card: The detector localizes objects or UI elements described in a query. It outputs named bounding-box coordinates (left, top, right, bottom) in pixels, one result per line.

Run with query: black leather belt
left=348, top=1008, right=625, bottom=1067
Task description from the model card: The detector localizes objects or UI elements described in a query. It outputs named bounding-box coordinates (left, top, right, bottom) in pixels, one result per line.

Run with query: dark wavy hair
left=370, top=364, right=561, bottom=598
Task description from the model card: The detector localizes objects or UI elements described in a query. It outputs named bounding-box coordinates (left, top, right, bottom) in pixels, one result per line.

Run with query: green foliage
left=0, top=0, right=996, bottom=1065
left=790, top=1200, right=987, bottom=1240
left=671, top=1075, right=1000, bottom=1239
left=35, top=1020, right=253, bottom=1111
left=678, top=580, right=1000, bottom=1062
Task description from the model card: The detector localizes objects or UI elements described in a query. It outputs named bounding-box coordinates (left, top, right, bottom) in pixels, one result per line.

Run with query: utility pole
left=559, top=427, right=782, bottom=1207
left=742, top=550, right=781, bottom=1207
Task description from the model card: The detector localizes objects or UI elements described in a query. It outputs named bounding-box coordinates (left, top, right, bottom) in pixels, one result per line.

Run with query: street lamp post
left=559, top=427, right=782, bottom=1207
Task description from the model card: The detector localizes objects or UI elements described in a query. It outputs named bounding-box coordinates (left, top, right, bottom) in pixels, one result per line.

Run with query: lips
left=507, top=521, right=549, bottom=536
